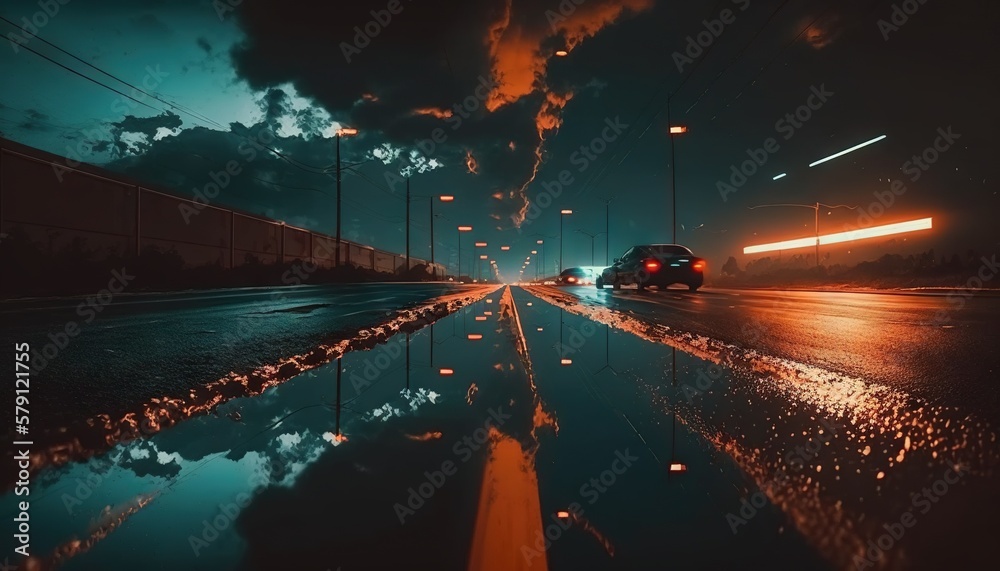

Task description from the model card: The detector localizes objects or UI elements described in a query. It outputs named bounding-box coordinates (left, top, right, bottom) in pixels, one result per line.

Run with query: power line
left=0, top=17, right=339, bottom=175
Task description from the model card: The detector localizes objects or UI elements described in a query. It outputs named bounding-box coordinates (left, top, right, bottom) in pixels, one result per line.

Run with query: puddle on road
left=1, top=286, right=558, bottom=570
left=521, top=285, right=999, bottom=570
left=14, top=286, right=500, bottom=487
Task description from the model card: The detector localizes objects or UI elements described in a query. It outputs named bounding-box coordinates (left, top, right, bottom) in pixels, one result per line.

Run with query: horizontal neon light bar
left=809, top=135, right=887, bottom=167
left=772, top=173, right=787, bottom=180
left=744, top=217, right=932, bottom=255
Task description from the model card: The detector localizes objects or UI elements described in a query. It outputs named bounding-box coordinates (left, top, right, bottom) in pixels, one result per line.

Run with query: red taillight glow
left=644, top=259, right=661, bottom=272
left=692, top=261, right=705, bottom=271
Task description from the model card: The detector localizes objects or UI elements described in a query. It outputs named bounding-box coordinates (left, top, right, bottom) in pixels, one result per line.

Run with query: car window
left=644, top=245, right=693, bottom=257
left=620, top=248, right=635, bottom=260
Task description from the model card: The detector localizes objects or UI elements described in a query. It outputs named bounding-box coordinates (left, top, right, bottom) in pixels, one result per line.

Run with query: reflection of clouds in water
left=525, top=286, right=998, bottom=570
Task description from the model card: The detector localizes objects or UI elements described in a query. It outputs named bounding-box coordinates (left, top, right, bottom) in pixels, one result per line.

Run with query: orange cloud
left=483, top=0, right=652, bottom=227
left=412, top=106, right=454, bottom=119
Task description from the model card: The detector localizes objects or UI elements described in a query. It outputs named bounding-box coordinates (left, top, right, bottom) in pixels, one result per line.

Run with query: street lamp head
left=531, top=250, right=537, bottom=254
left=536, top=240, right=544, bottom=244
left=560, top=210, right=573, bottom=215
left=475, top=242, right=487, bottom=247
left=337, top=127, right=359, bottom=137
left=439, top=195, right=455, bottom=202
left=555, top=49, right=569, bottom=57
left=480, top=255, right=488, bottom=260
left=501, top=245, right=510, bottom=251
left=458, top=225, right=473, bottom=232
left=669, top=126, right=688, bottom=135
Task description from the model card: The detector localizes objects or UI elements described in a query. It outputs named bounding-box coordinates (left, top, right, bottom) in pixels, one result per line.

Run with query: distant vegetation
left=717, top=249, right=999, bottom=290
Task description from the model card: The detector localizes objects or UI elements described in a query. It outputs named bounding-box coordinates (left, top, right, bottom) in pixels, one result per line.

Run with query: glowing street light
left=501, top=245, right=510, bottom=251
left=555, top=49, right=569, bottom=57
left=747, top=202, right=861, bottom=266
left=669, top=126, right=688, bottom=134
left=744, top=217, right=933, bottom=257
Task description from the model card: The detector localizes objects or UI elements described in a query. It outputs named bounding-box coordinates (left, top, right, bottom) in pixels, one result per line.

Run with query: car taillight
left=692, top=261, right=705, bottom=271
left=644, top=259, right=661, bottom=272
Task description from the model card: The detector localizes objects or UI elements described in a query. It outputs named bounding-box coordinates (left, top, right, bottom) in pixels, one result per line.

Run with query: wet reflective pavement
left=2, top=286, right=997, bottom=570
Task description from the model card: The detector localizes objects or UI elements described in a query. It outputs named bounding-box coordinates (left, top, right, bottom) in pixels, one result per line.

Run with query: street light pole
left=333, top=128, right=358, bottom=267
left=748, top=202, right=858, bottom=267
left=335, top=133, right=342, bottom=267
left=405, top=177, right=410, bottom=272
left=559, top=210, right=573, bottom=273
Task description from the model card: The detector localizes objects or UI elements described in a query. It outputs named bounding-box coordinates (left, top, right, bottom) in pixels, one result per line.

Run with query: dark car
left=557, top=267, right=595, bottom=285
left=597, top=244, right=705, bottom=291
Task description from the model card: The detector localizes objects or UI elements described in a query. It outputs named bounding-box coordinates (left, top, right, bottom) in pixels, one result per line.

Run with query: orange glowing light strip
left=439, top=368, right=454, bottom=376
left=669, top=463, right=688, bottom=473
left=501, top=246, right=511, bottom=251
left=468, top=334, right=483, bottom=340
left=475, top=242, right=488, bottom=247
left=560, top=359, right=573, bottom=365
left=458, top=226, right=473, bottom=231
left=439, top=195, right=455, bottom=202
left=743, top=217, right=933, bottom=255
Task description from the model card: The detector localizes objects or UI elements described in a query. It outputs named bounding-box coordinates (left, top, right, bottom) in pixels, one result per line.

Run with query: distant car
left=557, top=267, right=595, bottom=285
left=597, top=244, right=705, bottom=292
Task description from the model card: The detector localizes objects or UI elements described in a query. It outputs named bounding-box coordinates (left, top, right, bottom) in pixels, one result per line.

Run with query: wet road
left=2, top=285, right=998, bottom=570
left=0, top=282, right=462, bottom=426
left=540, top=284, right=1000, bottom=424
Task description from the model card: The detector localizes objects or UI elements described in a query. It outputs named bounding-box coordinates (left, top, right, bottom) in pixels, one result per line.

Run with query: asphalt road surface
left=1, top=285, right=996, bottom=570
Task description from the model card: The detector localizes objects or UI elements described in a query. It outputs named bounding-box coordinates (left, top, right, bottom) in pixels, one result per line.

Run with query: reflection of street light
left=559, top=210, right=573, bottom=273
left=747, top=202, right=858, bottom=267
left=335, top=127, right=359, bottom=267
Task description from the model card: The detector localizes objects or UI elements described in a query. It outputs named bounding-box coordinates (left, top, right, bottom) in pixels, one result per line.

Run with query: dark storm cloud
left=227, top=0, right=653, bottom=227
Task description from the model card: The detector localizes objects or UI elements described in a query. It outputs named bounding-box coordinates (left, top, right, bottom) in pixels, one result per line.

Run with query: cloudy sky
left=1, top=0, right=997, bottom=279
